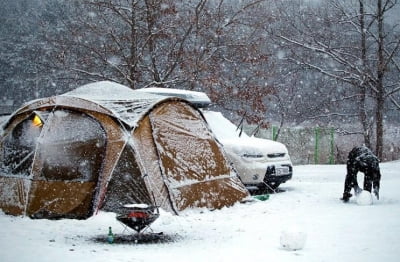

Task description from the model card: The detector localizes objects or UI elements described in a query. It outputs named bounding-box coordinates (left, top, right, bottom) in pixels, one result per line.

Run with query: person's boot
left=341, top=192, right=352, bottom=202
left=373, top=189, right=379, bottom=200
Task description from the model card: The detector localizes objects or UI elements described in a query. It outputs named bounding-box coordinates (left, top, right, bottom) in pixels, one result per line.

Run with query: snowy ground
left=1, top=161, right=400, bottom=262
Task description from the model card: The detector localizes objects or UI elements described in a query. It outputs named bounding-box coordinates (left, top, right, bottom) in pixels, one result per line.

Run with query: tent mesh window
left=36, top=110, right=106, bottom=182
left=0, top=115, right=42, bottom=176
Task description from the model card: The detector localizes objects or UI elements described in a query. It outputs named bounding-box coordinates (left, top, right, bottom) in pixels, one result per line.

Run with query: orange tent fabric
left=0, top=81, right=249, bottom=219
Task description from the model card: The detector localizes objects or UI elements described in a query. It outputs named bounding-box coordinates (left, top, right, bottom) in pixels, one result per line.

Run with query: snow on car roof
left=136, top=87, right=211, bottom=107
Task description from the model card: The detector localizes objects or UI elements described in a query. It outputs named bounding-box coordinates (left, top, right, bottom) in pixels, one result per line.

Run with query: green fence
left=244, top=123, right=400, bottom=165
left=245, top=125, right=338, bottom=165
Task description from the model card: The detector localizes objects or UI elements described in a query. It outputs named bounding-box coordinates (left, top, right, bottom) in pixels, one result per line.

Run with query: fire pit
left=116, top=204, right=160, bottom=234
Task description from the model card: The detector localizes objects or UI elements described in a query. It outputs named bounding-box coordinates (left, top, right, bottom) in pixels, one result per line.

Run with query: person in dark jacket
left=341, top=146, right=381, bottom=202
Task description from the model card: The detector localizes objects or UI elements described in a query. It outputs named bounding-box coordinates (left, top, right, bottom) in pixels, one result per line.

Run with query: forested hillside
left=1, top=0, right=399, bottom=160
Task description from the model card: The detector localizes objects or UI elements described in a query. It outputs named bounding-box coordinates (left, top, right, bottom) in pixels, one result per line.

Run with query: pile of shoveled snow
left=356, top=190, right=374, bottom=206
left=280, top=226, right=307, bottom=251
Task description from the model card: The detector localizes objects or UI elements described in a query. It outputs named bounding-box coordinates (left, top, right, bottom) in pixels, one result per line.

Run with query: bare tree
left=187, top=0, right=276, bottom=125
left=0, top=0, right=57, bottom=104
left=269, top=0, right=400, bottom=158
left=43, top=0, right=274, bottom=125
left=358, top=0, right=373, bottom=148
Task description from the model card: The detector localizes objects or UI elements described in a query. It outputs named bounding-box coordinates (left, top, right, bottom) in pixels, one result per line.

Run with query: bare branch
left=307, top=113, right=359, bottom=119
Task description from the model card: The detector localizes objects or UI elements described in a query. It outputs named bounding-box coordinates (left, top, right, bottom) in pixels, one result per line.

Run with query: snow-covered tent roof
left=6, top=81, right=180, bottom=129
left=63, top=81, right=177, bottom=127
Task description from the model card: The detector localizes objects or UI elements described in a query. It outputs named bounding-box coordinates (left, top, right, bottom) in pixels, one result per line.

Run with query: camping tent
left=0, top=81, right=249, bottom=219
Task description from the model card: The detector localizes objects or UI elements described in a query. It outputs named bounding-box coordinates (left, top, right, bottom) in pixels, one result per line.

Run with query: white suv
left=135, top=88, right=293, bottom=192
left=202, top=110, right=292, bottom=192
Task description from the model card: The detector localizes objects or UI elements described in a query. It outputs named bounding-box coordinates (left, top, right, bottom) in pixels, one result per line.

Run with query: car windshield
left=201, top=110, right=249, bottom=140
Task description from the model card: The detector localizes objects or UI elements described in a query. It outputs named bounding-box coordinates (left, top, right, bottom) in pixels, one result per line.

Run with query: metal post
left=329, top=127, right=335, bottom=164
left=314, top=127, right=320, bottom=164
left=272, top=126, right=278, bottom=141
